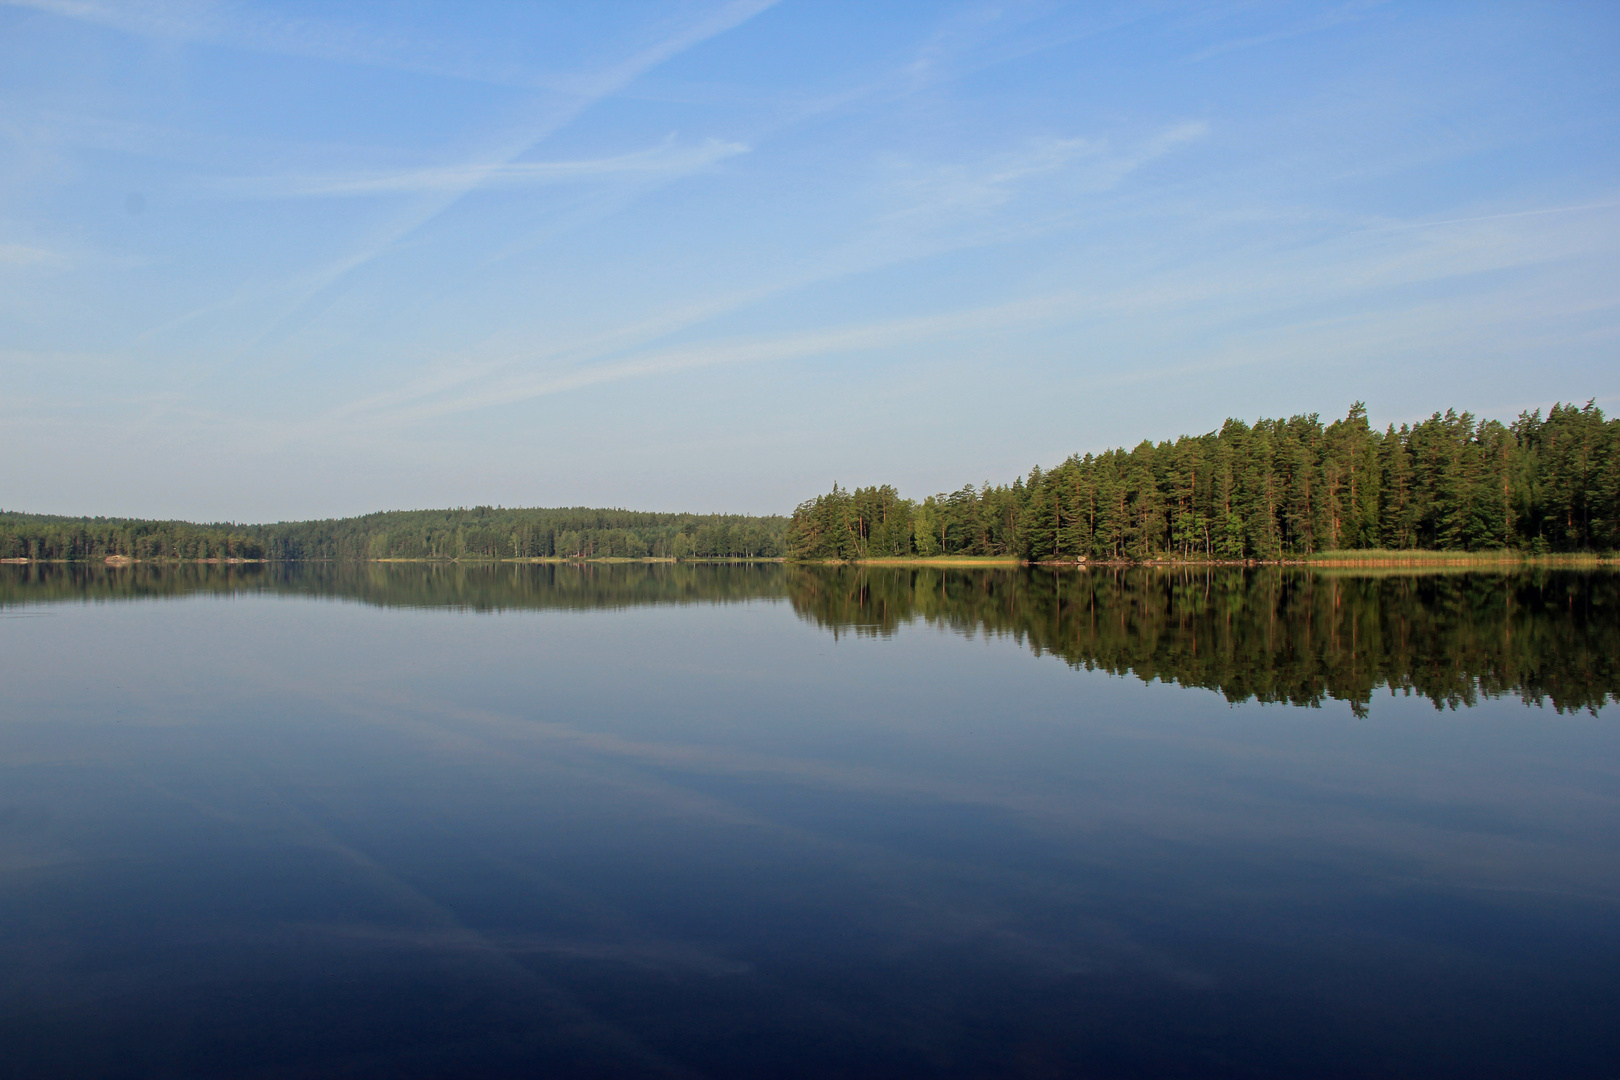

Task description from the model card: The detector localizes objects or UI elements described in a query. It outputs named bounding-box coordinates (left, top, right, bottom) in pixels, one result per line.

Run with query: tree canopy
left=0, top=505, right=788, bottom=562
left=787, top=401, right=1619, bottom=560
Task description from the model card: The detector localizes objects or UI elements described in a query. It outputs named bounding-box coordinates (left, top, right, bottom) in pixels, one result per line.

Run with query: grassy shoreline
left=1304, top=549, right=1617, bottom=567
left=847, top=556, right=1025, bottom=567
left=777, top=552, right=1620, bottom=570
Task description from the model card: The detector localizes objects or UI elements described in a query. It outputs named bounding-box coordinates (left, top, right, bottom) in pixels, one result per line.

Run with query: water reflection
left=0, top=559, right=784, bottom=612
left=6, top=561, right=1615, bottom=714
left=1, top=562, right=1618, bottom=1077
left=789, top=565, right=1620, bottom=715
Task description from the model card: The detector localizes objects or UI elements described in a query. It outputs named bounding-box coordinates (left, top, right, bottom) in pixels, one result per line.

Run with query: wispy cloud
left=2, top=0, right=213, bottom=41
left=1186, top=0, right=1389, bottom=63
left=310, top=193, right=1620, bottom=432
left=325, top=124, right=1215, bottom=422
left=143, top=1, right=775, bottom=346
left=318, top=296, right=1072, bottom=430
left=206, top=137, right=748, bottom=199
left=0, top=242, right=69, bottom=267
left=292, top=118, right=1227, bottom=432
left=290, top=0, right=774, bottom=272
left=883, top=122, right=1210, bottom=223
left=0, top=0, right=643, bottom=91
left=1369, top=199, right=1620, bottom=234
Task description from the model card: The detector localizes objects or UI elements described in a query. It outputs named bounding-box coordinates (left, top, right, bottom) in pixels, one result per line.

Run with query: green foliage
left=782, top=484, right=911, bottom=560
left=0, top=505, right=787, bottom=562
left=787, top=400, right=1620, bottom=560
left=0, top=513, right=265, bottom=561
left=5, top=398, right=1614, bottom=565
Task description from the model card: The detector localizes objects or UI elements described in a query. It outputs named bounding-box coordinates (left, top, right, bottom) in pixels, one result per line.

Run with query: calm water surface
left=2, top=563, right=1617, bottom=1078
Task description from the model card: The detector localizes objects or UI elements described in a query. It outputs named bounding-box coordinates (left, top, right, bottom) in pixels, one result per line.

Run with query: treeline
left=786, top=565, right=1620, bottom=715
left=0, top=513, right=265, bottom=561
left=0, top=506, right=788, bottom=562
left=787, top=401, right=1619, bottom=560
left=251, top=506, right=786, bottom=560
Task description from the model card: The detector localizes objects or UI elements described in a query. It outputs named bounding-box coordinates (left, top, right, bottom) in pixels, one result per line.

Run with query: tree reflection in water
left=788, top=565, right=1619, bottom=716
left=4, top=560, right=1614, bottom=715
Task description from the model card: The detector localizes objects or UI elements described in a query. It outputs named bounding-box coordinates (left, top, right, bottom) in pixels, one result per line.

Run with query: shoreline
left=802, top=552, right=1619, bottom=568
left=0, top=556, right=786, bottom=566
left=2, top=552, right=1614, bottom=569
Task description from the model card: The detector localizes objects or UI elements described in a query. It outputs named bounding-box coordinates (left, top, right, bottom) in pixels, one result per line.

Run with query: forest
left=786, top=401, right=1619, bottom=560
left=0, top=506, right=788, bottom=562
left=3, top=399, right=1614, bottom=564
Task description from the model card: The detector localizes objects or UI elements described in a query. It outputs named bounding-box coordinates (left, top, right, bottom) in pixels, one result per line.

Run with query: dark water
left=1, top=563, right=1617, bottom=1079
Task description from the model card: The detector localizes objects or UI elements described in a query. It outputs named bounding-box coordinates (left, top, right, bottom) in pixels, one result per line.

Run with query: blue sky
left=2, top=1, right=1617, bottom=521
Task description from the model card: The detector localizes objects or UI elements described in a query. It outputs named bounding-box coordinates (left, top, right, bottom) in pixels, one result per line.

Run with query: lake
left=2, top=562, right=1617, bottom=1078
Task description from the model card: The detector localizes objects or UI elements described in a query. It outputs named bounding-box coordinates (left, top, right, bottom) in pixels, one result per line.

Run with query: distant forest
left=787, top=401, right=1619, bottom=560
left=0, top=506, right=787, bottom=562
left=3, top=399, right=1614, bottom=563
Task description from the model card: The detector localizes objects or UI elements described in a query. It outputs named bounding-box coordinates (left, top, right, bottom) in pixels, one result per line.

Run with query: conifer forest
left=786, top=401, right=1619, bottom=560
left=2, top=400, right=1615, bottom=563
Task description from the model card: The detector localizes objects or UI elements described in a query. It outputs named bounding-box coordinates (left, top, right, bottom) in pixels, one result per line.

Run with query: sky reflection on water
left=1, top=565, right=1617, bottom=1078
